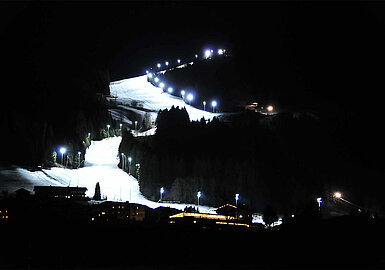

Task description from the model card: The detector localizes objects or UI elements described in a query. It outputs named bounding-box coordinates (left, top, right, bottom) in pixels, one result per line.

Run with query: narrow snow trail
left=46, top=137, right=215, bottom=212
left=4, top=137, right=214, bottom=213
left=109, top=75, right=215, bottom=121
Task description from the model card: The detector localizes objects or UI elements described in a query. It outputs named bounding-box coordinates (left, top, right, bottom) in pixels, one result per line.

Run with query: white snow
left=0, top=137, right=215, bottom=214
left=109, top=75, right=216, bottom=122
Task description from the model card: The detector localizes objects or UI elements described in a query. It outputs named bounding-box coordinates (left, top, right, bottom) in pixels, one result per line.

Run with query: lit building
left=33, top=186, right=88, bottom=201
left=90, top=201, right=146, bottom=223
left=169, top=204, right=252, bottom=228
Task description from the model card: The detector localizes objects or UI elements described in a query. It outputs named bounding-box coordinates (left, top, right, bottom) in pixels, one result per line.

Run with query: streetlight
left=148, top=73, right=153, bottom=79
left=203, top=101, right=206, bottom=111
left=181, top=90, right=185, bottom=100
left=334, top=192, right=342, bottom=199
left=159, top=82, right=165, bottom=89
left=187, top=93, right=193, bottom=104
left=218, top=49, right=224, bottom=55
left=160, top=187, right=164, bottom=202
left=165, top=61, right=169, bottom=66
left=59, top=147, right=66, bottom=166
left=121, top=153, right=124, bottom=170
left=157, top=63, right=161, bottom=69
left=204, top=49, right=211, bottom=59
left=316, top=197, right=322, bottom=209
left=154, top=77, right=159, bottom=83
left=167, top=87, right=173, bottom=94
left=107, top=124, right=110, bottom=138
left=195, top=54, right=198, bottom=59
left=235, top=193, right=239, bottom=206
left=211, top=100, right=217, bottom=113
left=128, top=157, right=132, bottom=174
left=177, top=59, right=181, bottom=64
left=197, top=191, right=201, bottom=210
left=267, top=105, right=274, bottom=114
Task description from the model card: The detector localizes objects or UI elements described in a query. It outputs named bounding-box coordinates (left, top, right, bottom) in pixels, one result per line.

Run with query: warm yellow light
left=334, top=192, right=342, bottom=199
left=267, top=105, right=274, bottom=112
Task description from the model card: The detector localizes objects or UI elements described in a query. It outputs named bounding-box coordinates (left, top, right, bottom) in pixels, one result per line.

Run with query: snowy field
left=0, top=137, right=216, bottom=214
left=109, top=74, right=216, bottom=122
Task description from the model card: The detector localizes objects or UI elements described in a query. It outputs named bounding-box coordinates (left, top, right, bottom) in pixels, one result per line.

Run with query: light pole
left=203, top=101, right=206, bottom=111
left=134, top=121, right=138, bottom=135
left=77, top=151, right=81, bottom=167
left=316, top=197, right=322, bottom=208
left=59, top=147, right=66, bottom=166
left=211, top=100, right=217, bottom=113
left=107, top=124, right=110, bottom=138
left=197, top=191, right=201, bottom=211
left=235, top=193, right=239, bottom=207
left=128, top=157, right=132, bottom=174
left=187, top=93, right=193, bottom=105
left=160, top=187, right=164, bottom=202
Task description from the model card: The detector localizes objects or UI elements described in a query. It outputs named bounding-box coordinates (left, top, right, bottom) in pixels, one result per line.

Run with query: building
left=34, top=186, right=88, bottom=200
left=169, top=212, right=248, bottom=228
left=90, top=201, right=146, bottom=223
left=215, top=204, right=253, bottom=224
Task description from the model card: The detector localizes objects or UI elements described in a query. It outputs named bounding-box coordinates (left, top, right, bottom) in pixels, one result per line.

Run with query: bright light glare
left=154, top=77, right=159, bottom=83
left=165, top=61, right=169, bottom=66
left=177, top=59, right=181, bottom=64
left=334, top=192, right=342, bottom=199
left=218, top=49, right=223, bottom=55
left=181, top=90, right=185, bottom=96
left=205, top=50, right=211, bottom=59
left=197, top=191, right=201, bottom=198
left=160, top=187, right=164, bottom=194
left=159, top=82, right=165, bottom=88
left=235, top=193, right=239, bottom=200
left=157, top=63, right=161, bottom=68
left=167, top=87, right=173, bottom=93
left=211, top=100, right=217, bottom=107
left=267, top=105, right=274, bottom=112
left=147, top=73, right=153, bottom=78
left=187, top=93, right=193, bottom=101
left=195, top=54, right=198, bottom=58
left=59, top=147, right=66, bottom=154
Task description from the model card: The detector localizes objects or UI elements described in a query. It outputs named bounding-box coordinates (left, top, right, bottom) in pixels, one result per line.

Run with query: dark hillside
left=120, top=108, right=384, bottom=215
left=0, top=3, right=112, bottom=166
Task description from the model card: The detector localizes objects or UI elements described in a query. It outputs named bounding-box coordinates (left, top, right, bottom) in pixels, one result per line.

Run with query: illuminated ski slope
left=109, top=74, right=215, bottom=122
left=0, top=137, right=215, bottom=213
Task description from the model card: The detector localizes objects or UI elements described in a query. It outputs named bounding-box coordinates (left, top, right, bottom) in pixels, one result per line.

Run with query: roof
left=215, top=204, right=237, bottom=211
left=169, top=212, right=236, bottom=221
left=33, top=186, right=87, bottom=193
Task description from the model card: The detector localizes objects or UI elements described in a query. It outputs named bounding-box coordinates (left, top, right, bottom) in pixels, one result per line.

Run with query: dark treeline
left=119, top=107, right=384, bottom=214
left=0, top=3, right=113, bottom=167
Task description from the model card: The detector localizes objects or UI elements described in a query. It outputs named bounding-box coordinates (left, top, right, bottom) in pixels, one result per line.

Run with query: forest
left=118, top=106, right=382, bottom=214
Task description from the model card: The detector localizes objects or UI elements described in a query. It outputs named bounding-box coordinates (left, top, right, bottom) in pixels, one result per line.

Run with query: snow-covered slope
left=109, top=75, right=216, bottom=123
left=0, top=137, right=215, bottom=213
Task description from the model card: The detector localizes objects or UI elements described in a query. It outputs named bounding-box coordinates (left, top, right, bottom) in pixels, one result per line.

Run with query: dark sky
left=2, top=1, right=385, bottom=106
